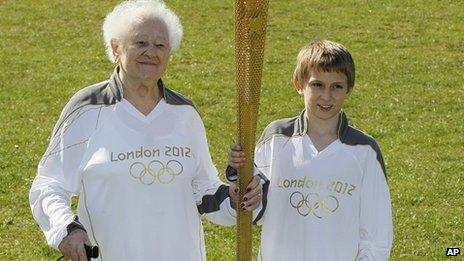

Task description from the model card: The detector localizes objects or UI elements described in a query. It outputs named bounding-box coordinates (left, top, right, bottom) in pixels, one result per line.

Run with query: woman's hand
left=229, top=176, right=262, bottom=211
left=58, top=229, right=92, bottom=261
left=228, top=144, right=262, bottom=211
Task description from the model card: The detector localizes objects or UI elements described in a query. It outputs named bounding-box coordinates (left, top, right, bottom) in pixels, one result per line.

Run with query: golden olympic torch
left=233, top=0, right=269, bottom=260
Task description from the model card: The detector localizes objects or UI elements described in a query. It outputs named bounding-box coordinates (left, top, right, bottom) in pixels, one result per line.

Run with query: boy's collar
left=296, top=110, right=349, bottom=141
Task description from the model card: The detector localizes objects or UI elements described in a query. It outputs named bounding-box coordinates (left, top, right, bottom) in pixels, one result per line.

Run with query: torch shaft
left=233, top=0, right=269, bottom=260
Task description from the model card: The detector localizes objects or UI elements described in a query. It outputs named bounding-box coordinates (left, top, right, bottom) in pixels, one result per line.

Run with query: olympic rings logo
left=129, top=160, right=183, bottom=185
left=289, top=191, right=339, bottom=218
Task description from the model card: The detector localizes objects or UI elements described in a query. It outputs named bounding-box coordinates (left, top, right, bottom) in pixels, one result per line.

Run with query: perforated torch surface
left=234, top=0, right=269, bottom=260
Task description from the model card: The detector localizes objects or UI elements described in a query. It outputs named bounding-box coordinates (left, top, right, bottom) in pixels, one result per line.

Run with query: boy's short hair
left=293, top=39, right=355, bottom=90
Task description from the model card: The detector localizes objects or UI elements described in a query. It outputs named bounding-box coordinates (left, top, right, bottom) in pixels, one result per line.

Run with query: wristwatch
left=66, top=216, right=87, bottom=235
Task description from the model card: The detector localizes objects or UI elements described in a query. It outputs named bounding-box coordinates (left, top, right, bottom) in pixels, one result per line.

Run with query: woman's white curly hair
left=102, top=0, right=183, bottom=63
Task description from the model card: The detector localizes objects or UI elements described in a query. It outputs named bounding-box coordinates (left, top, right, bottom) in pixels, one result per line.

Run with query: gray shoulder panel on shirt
left=256, top=116, right=298, bottom=146
left=256, top=110, right=387, bottom=177
left=163, top=85, right=194, bottom=107
left=340, top=125, right=387, bottom=177
left=52, top=79, right=120, bottom=137
left=52, top=68, right=196, bottom=137
left=60, top=68, right=195, bottom=121
left=66, top=80, right=119, bottom=109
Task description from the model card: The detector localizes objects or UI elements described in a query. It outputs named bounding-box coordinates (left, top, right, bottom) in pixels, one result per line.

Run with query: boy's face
left=295, top=69, right=351, bottom=121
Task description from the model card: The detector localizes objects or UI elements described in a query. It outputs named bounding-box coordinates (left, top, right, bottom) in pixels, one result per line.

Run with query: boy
left=228, top=39, right=393, bottom=260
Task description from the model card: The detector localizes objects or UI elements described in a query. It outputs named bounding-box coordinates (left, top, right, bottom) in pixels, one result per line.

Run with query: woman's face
left=115, top=18, right=171, bottom=83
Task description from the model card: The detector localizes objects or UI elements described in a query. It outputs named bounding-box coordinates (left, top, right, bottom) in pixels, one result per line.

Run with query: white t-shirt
left=29, top=70, right=235, bottom=260
left=254, top=111, right=393, bottom=261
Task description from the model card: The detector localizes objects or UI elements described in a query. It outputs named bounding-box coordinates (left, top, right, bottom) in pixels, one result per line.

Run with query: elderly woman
left=29, top=1, right=262, bottom=260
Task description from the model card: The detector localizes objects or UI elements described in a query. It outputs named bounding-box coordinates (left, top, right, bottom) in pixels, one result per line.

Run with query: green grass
left=1, top=0, right=463, bottom=260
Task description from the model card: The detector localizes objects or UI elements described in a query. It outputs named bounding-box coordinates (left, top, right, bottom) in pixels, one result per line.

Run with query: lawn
left=0, top=0, right=462, bottom=260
